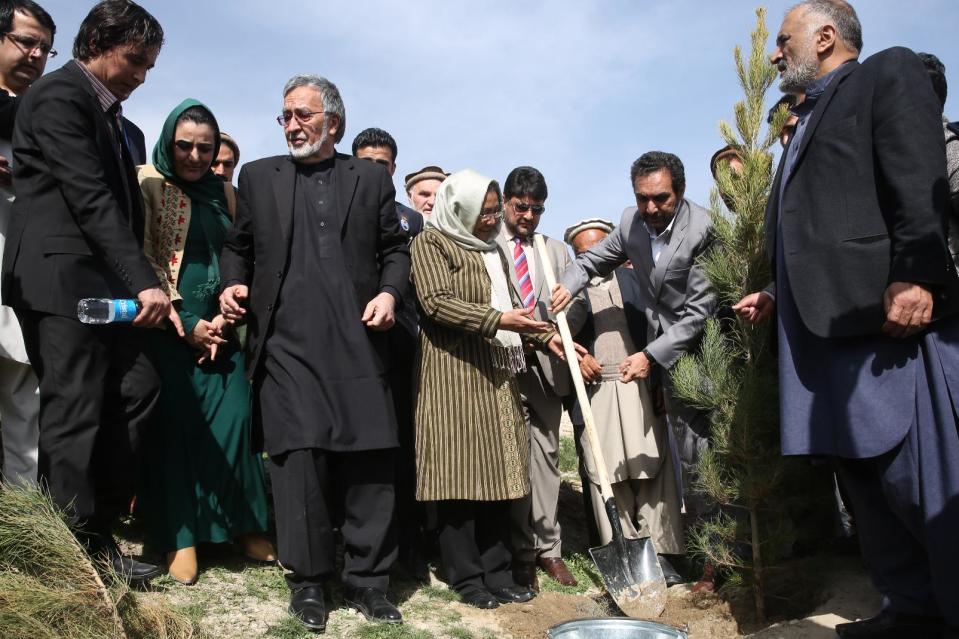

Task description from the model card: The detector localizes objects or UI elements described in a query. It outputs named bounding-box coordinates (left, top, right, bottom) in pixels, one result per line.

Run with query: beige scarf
left=427, top=169, right=526, bottom=373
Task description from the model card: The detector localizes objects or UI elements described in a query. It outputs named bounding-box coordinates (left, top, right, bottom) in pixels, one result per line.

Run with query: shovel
left=533, top=234, right=668, bottom=619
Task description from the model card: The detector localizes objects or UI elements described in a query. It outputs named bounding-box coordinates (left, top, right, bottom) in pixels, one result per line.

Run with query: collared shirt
left=645, top=212, right=677, bottom=265
left=778, top=61, right=852, bottom=213
left=503, top=228, right=538, bottom=289
left=75, top=60, right=119, bottom=114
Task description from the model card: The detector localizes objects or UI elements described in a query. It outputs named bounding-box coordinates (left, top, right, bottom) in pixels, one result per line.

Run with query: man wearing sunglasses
left=553, top=151, right=716, bottom=587
left=497, top=165, right=584, bottom=591
left=0, top=0, right=55, bottom=487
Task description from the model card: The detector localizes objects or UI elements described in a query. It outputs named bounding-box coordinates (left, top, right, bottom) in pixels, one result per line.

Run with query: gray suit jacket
left=497, top=229, right=584, bottom=397
left=560, top=199, right=715, bottom=370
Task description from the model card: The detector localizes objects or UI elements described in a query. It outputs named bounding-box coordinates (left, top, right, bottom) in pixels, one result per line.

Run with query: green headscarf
left=151, top=99, right=230, bottom=301
left=151, top=98, right=229, bottom=217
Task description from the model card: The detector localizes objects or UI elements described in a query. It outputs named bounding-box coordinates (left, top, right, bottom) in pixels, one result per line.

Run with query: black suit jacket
left=220, top=152, right=411, bottom=377
left=0, top=92, right=18, bottom=139
left=1, top=60, right=157, bottom=317
left=395, top=201, right=423, bottom=237
left=765, top=48, right=959, bottom=338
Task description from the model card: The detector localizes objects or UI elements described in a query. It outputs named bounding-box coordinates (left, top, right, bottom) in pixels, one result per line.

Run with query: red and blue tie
left=513, top=237, right=536, bottom=309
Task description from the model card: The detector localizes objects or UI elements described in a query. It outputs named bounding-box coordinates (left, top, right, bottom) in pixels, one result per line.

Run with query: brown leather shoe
left=512, top=560, right=539, bottom=592
left=537, top=556, right=577, bottom=587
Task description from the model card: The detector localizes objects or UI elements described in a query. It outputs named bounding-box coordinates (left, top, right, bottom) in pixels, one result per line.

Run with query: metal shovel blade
left=589, top=534, right=668, bottom=618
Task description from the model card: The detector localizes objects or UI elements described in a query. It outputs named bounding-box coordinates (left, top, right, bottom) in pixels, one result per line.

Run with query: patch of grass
left=559, top=435, right=579, bottom=474
left=264, top=614, right=315, bottom=639
left=419, top=585, right=457, bottom=603
left=243, top=564, right=287, bottom=601
left=446, top=626, right=479, bottom=639
left=538, top=552, right=604, bottom=595
left=353, top=623, right=432, bottom=639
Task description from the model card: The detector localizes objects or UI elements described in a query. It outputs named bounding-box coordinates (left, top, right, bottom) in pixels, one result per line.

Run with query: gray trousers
left=0, top=356, right=39, bottom=485
left=510, top=367, right=564, bottom=561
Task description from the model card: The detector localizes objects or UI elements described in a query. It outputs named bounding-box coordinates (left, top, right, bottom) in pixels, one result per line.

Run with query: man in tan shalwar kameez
left=565, top=218, right=684, bottom=585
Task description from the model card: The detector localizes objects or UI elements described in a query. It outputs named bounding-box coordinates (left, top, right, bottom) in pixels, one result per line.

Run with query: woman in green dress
left=137, top=99, right=273, bottom=584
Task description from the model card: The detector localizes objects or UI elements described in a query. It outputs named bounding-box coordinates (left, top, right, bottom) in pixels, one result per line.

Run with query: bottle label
left=113, top=299, right=139, bottom=322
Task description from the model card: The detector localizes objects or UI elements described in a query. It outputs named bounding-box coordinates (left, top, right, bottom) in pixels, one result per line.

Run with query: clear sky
left=40, top=0, right=959, bottom=241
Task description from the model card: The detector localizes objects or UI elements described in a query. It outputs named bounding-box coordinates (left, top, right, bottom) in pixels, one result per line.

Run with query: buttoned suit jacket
left=219, top=153, right=411, bottom=379
left=497, top=231, right=584, bottom=398
left=560, top=199, right=715, bottom=370
left=765, top=48, right=959, bottom=338
left=1, top=60, right=158, bottom=317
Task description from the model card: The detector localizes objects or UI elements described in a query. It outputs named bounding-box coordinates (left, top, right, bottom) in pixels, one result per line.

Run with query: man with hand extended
left=1, top=0, right=179, bottom=584
left=735, top=2, right=959, bottom=637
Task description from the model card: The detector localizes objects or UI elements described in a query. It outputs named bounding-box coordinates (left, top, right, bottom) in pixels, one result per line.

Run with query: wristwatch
left=642, top=349, right=657, bottom=366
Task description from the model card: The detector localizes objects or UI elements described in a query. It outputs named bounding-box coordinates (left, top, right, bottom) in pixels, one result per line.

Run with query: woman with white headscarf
left=411, top=169, right=566, bottom=608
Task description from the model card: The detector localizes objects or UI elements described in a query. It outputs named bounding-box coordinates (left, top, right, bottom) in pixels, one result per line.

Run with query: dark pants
left=17, top=311, right=160, bottom=533
left=388, top=328, right=427, bottom=560
left=663, top=376, right=715, bottom=527
left=435, top=499, right=515, bottom=593
left=268, top=447, right=397, bottom=592
left=834, top=324, right=959, bottom=627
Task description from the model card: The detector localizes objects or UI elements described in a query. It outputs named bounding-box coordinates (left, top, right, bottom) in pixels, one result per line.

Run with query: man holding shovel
left=551, top=151, right=716, bottom=587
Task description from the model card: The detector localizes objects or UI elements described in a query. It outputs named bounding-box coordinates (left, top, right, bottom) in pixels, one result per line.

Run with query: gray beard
left=778, top=54, right=818, bottom=94
left=287, top=124, right=329, bottom=160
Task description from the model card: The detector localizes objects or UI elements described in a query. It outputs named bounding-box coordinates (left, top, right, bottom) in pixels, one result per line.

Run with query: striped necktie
left=513, top=236, right=536, bottom=309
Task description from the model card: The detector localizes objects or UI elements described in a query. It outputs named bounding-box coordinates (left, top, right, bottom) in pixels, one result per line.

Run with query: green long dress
left=137, top=99, right=268, bottom=553
left=139, top=197, right=269, bottom=552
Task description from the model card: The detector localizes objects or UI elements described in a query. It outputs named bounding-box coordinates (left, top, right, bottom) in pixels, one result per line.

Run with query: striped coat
left=412, top=228, right=540, bottom=501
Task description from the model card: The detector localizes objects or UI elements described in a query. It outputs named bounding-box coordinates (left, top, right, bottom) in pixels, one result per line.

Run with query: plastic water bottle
left=77, top=298, right=141, bottom=324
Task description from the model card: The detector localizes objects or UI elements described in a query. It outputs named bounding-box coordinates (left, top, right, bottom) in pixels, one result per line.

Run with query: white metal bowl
left=546, top=618, right=688, bottom=639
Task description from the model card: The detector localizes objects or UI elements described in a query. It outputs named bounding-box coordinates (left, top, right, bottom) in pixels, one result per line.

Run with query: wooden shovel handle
left=532, top=234, right=616, bottom=504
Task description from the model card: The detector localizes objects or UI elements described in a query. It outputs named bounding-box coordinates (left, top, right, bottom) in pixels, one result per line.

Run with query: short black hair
left=73, top=0, right=163, bottom=61
left=917, top=52, right=947, bottom=110
left=767, top=93, right=798, bottom=124
left=351, top=127, right=397, bottom=162
left=503, top=166, right=547, bottom=201
left=0, top=0, right=56, bottom=40
left=630, top=151, right=685, bottom=195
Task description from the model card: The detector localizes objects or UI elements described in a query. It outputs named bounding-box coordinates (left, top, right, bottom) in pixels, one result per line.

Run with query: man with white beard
left=219, top=74, right=410, bottom=632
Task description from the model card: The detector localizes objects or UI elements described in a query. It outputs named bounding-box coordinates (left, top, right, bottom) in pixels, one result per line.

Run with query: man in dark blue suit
left=736, top=1, right=959, bottom=637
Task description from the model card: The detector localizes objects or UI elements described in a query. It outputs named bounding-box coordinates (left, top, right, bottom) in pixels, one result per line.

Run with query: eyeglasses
left=3, top=32, right=56, bottom=58
left=510, top=201, right=545, bottom=215
left=174, top=140, right=215, bottom=154
left=479, top=208, right=503, bottom=220
left=276, top=108, right=329, bottom=127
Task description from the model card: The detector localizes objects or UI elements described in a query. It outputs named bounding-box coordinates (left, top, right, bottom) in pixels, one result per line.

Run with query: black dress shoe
left=490, top=585, right=536, bottom=604
left=289, top=585, right=326, bottom=632
left=458, top=586, right=499, bottom=609
left=90, top=536, right=162, bottom=584
left=835, top=610, right=944, bottom=638
left=344, top=586, right=403, bottom=624
left=658, top=555, right=684, bottom=587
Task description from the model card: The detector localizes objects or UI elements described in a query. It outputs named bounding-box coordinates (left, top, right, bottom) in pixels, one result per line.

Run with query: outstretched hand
left=732, top=291, right=775, bottom=325
left=499, top=307, right=551, bottom=334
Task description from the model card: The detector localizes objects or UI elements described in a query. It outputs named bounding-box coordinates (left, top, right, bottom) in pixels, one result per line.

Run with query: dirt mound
left=493, top=592, right=609, bottom=638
